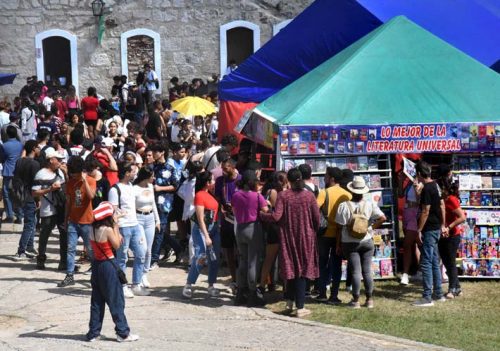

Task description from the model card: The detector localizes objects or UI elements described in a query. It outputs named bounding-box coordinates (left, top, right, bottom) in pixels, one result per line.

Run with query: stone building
left=0, top=0, right=313, bottom=99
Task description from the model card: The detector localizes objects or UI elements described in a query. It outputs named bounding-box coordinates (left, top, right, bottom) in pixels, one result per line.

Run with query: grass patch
left=267, top=281, right=500, bottom=351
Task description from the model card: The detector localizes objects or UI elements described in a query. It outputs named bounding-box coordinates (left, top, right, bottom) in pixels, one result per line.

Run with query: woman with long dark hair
left=231, top=170, right=269, bottom=306
left=86, top=201, right=138, bottom=342
left=259, top=171, right=288, bottom=292
left=260, top=168, right=320, bottom=317
left=182, top=171, right=221, bottom=299
left=437, top=165, right=466, bottom=299
left=133, top=166, right=160, bottom=288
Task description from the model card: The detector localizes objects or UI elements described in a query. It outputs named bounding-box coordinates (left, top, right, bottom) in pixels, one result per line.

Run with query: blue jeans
left=117, top=225, right=146, bottom=285
left=67, top=222, right=93, bottom=274
left=421, top=229, right=443, bottom=300
left=187, top=222, right=220, bottom=286
left=17, top=201, right=36, bottom=254
left=137, top=212, right=156, bottom=272
left=151, top=211, right=182, bottom=264
left=87, top=259, right=130, bottom=340
left=2, top=176, right=23, bottom=220
left=318, top=236, right=342, bottom=298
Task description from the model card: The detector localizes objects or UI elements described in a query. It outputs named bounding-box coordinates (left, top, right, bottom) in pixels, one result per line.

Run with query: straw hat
left=347, top=176, right=370, bottom=194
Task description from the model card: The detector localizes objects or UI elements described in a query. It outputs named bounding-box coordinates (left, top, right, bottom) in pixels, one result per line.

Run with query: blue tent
left=219, top=0, right=500, bottom=104
left=0, top=73, right=17, bottom=86
left=219, top=0, right=381, bottom=103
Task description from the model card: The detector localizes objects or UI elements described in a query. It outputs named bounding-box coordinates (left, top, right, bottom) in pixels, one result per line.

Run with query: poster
left=279, top=122, right=500, bottom=155
left=403, top=157, right=416, bottom=182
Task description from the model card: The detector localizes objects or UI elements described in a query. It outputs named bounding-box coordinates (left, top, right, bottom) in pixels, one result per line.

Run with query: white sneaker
left=207, top=286, right=219, bottom=298
left=412, top=298, right=434, bottom=307
left=285, top=300, right=294, bottom=312
left=346, top=285, right=352, bottom=293
left=400, top=273, right=409, bottom=285
left=116, top=333, right=139, bottom=342
left=141, top=274, right=151, bottom=288
left=123, top=285, right=134, bottom=298
left=131, top=284, right=151, bottom=296
left=150, top=262, right=159, bottom=270
left=182, top=284, right=193, bottom=299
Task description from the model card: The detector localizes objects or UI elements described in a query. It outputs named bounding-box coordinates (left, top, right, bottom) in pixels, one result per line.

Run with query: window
left=121, top=29, right=162, bottom=92
left=220, top=21, right=260, bottom=76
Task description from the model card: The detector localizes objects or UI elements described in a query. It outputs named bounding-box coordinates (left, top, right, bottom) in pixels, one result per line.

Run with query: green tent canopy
left=253, top=16, right=500, bottom=126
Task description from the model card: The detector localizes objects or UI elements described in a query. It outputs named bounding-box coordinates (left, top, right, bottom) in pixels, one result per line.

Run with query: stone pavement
left=0, top=224, right=455, bottom=351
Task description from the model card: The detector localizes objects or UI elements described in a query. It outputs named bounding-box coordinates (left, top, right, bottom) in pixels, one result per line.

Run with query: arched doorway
left=273, top=19, right=293, bottom=36
left=220, top=21, right=260, bottom=76
left=121, top=29, right=162, bottom=93
left=35, top=29, right=79, bottom=94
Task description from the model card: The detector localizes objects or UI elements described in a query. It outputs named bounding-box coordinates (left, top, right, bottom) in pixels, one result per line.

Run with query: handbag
left=191, top=209, right=215, bottom=227
left=92, top=228, right=128, bottom=285
left=318, top=190, right=330, bottom=237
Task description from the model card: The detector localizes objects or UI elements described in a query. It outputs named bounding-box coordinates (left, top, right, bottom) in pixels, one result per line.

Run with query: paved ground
left=0, top=223, right=456, bottom=351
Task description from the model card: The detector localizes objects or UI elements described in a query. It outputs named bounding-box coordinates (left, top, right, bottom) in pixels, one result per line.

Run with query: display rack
left=277, top=152, right=397, bottom=279
left=453, top=152, right=500, bottom=278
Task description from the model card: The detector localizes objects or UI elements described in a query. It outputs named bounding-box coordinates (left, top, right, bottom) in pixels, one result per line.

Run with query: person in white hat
left=335, top=176, right=386, bottom=309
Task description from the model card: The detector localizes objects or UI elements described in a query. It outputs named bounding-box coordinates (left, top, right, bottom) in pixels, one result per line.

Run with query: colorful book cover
left=380, top=259, right=393, bottom=277
left=311, top=129, right=319, bottom=141
left=469, top=157, right=481, bottom=170
left=368, top=128, right=377, bottom=140
left=458, top=157, right=470, bottom=170
left=340, top=129, right=348, bottom=140
left=459, top=191, right=470, bottom=206
left=461, top=125, right=470, bottom=137
left=478, top=125, right=487, bottom=137
left=327, top=142, right=335, bottom=154
left=462, top=259, right=477, bottom=276
left=357, top=156, right=369, bottom=171
left=487, top=239, right=497, bottom=258
left=317, top=142, right=326, bottom=154
left=481, top=192, right=493, bottom=206
left=383, top=240, right=392, bottom=258
left=359, top=128, right=368, bottom=141
left=346, top=142, right=354, bottom=153
left=491, top=260, right=500, bottom=277
left=289, top=142, right=299, bottom=155
left=492, top=192, right=500, bottom=206
left=305, top=158, right=315, bottom=170
left=493, top=226, right=499, bottom=239
left=299, top=142, right=308, bottom=155
left=370, top=174, right=382, bottom=189
left=469, top=175, right=482, bottom=189
left=316, top=159, right=327, bottom=173
left=308, top=142, right=317, bottom=153
left=480, top=227, right=488, bottom=239
left=347, top=157, right=358, bottom=170
left=368, top=156, right=378, bottom=170
left=458, top=174, right=471, bottom=190
left=486, top=125, right=495, bottom=137
left=329, top=129, right=338, bottom=141
left=469, top=191, right=481, bottom=206
left=355, top=142, right=364, bottom=153
left=493, top=176, right=500, bottom=188
left=336, top=142, right=345, bottom=154
left=336, top=157, right=347, bottom=169
left=461, top=138, right=470, bottom=150
left=301, top=130, right=311, bottom=142
left=382, top=190, right=393, bottom=205
left=290, top=130, right=300, bottom=142
left=482, top=156, right=495, bottom=170
left=350, top=128, right=359, bottom=140
left=284, top=160, right=295, bottom=171
left=326, top=158, right=336, bottom=167
left=481, top=176, right=493, bottom=189
left=320, top=130, right=329, bottom=141
left=470, top=125, right=478, bottom=137
left=478, top=137, right=487, bottom=149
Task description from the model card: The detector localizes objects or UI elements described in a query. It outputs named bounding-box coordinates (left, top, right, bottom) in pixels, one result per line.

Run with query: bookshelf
left=278, top=153, right=397, bottom=279
left=453, top=153, right=500, bottom=279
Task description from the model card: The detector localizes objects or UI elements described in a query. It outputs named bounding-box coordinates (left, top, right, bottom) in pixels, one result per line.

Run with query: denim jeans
left=17, top=201, right=36, bottom=254
left=38, top=215, right=67, bottom=265
left=117, top=225, right=146, bottom=285
left=87, top=259, right=130, bottom=340
left=137, top=212, right=156, bottom=272
left=186, top=222, right=220, bottom=285
left=151, top=210, right=182, bottom=264
left=318, top=236, right=343, bottom=298
left=421, top=229, right=443, bottom=300
left=2, top=176, right=23, bottom=220
left=67, top=221, right=93, bottom=275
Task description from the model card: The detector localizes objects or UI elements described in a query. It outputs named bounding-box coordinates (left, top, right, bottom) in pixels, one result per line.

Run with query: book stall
left=234, top=17, right=500, bottom=280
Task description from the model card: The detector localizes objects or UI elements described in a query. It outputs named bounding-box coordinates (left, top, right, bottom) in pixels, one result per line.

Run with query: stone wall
left=127, top=35, right=155, bottom=80
left=0, top=0, right=313, bottom=99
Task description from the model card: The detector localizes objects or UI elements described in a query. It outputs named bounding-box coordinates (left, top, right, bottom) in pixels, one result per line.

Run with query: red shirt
left=90, top=240, right=114, bottom=261
left=81, top=96, right=99, bottom=121
left=54, top=99, right=68, bottom=119
left=194, top=190, right=219, bottom=222
left=93, top=151, right=118, bottom=186
left=445, top=195, right=461, bottom=236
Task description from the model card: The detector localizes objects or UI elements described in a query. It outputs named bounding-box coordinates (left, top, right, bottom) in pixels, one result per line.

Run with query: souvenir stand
left=236, top=16, right=500, bottom=279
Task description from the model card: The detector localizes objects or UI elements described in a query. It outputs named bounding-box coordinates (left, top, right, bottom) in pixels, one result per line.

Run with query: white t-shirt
left=42, top=96, right=54, bottom=111
left=0, top=111, right=10, bottom=128
left=335, top=200, right=385, bottom=243
left=32, top=168, right=66, bottom=218
left=133, top=184, right=159, bottom=224
left=202, top=145, right=221, bottom=171
left=108, top=182, right=138, bottom=228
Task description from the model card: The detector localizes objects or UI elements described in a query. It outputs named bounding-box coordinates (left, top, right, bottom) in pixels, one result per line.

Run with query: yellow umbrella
left=171, top=96, right=216, bottom=117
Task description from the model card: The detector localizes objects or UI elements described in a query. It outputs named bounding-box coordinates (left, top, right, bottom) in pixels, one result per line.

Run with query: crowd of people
left=0, top=67, right=466, bottom=342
